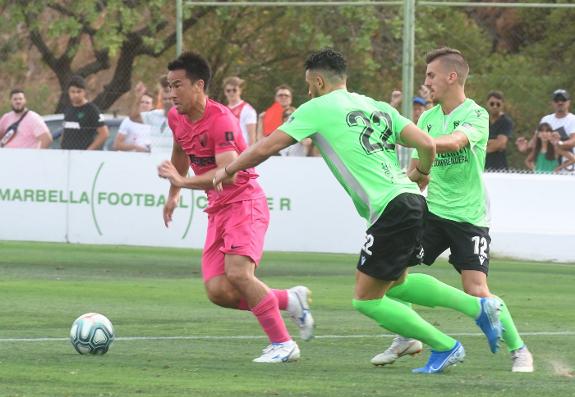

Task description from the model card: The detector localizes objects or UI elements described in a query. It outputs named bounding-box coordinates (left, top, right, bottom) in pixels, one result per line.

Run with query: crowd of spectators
left=1, top=74, right=574, bottom=173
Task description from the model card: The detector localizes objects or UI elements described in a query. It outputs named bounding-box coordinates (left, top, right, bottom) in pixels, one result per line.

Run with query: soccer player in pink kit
left=157, top=52, right=313, bottom=363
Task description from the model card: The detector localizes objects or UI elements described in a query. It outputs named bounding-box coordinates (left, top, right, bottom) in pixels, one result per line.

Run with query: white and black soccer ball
left=70, top=313, right=115, bottom=355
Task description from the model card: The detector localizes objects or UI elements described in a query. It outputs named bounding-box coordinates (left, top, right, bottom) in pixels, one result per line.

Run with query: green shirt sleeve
left=455, top=107, right=488, bottom=149
left=379, top=102, right=411, bottom=145
left=278, top=101, right=317, bottom=142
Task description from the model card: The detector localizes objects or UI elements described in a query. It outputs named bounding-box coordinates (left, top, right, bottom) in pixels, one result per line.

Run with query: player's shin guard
left=495, top=296, right=525, bottom=352
left=352, top=297, right=456, bottom=351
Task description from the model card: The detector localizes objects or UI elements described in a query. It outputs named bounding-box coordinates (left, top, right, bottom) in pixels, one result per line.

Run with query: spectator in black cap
left=485, top=90, right=513, bottom=171
left=61, top=75, right=109, bottom=150
left=412, top=96, right=427, bottom=124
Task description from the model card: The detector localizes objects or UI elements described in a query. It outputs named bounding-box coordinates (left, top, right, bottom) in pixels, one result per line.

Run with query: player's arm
left=434, top=131, right=469, bottom=153
left=397, top=123, right=435, bottom=190
left=486, top=134, right=508, bottom=153
left=213, top=129, right=295, bottom=190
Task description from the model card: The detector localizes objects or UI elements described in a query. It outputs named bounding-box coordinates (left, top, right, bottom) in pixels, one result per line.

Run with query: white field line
left=1, top=331, right=574, bottom=343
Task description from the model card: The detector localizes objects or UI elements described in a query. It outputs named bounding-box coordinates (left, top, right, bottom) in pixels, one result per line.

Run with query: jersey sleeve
left=212, top=114, right=242, bottom=154
left=88, top=103, right=105, bottom=128
left=277, top=101, right=317, bottom=142
left=456, top=107, right=488, bottom=148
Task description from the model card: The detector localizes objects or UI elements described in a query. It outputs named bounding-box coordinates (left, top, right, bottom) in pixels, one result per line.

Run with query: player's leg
left=373, top=212, right=502, bottom=366
left=353, top=193, right=464, bottom=373
left=459, top=271, right=533, bottom=372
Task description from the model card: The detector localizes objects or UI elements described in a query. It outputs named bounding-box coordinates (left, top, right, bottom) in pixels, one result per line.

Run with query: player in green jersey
left=214, top=48, right=504, bottom=374
left=373, top=47, right=533, bottom=373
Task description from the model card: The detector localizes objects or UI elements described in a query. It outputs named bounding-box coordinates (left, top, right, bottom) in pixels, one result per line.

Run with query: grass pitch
left=0, top=241, right=573, bottom=397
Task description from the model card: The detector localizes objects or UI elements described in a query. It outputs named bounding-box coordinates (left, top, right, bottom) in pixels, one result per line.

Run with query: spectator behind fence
left=223, top=76, right=257, bottom=146
left=61, top=76, right=109, bottom=150
left=141, top=75, right=173, bottom=153
left=0, top=89, right=52, bottom=149
left=517, top=89, right=575, bottom=169
left=113, top=92, right=154, bottom=152
left=257, top=84, right=293, bottom=140
left=412, top=96, right=427, bottom=124
left=279, top=107, right=312, bottom=157
left=524, top=122, right=575, bottom=173
left=485, top=90, right=512, bottom=171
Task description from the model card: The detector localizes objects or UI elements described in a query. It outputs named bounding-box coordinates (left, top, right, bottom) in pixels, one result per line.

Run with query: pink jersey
left=167, top=99, right=265, bottom=211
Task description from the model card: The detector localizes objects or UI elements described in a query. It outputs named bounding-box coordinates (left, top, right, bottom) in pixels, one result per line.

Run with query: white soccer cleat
left=371, top=336, right=423, bottom=366
left=511, top=346, right=534, bottom=373
left=253, top=340, right=301, bottom=363
left=287, top=286, right=315, bottom=341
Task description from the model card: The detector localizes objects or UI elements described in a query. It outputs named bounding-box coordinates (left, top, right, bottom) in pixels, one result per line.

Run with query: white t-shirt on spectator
left=540, top=112, right=575, bottom=170
left=540, top=113, right=575, bottom=141
left=229, top=101, right=257, bottom=144
left=141, top=109, right=173, bottom=153
left=118, top=118, right=152, bottom=150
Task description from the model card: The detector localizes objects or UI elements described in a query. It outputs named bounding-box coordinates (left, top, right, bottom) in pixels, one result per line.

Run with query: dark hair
left=159, top=75, right=169, bottom=89
left=10, top=88, right=24, bottom=98
left=425, top=47, right=469, bottom=84
left=487, top=90, right=504, bottom=101
left=304, top=48, right=347, bottom=79
left=68, top=75, right=86, bottom=90
left=534, top=122, right=556, bottom=161
left=167, top=52, right=212, bottom=92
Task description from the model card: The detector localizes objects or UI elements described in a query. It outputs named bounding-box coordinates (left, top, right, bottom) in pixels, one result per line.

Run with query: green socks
left=353, top=296, right=456, bottom=351
left=387, top=273, right=480, bottom=319
left=496, top=296, right=525, bottom=351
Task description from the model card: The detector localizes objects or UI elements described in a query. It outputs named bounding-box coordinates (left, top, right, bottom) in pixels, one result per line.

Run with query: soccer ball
left=70, top=313, right=115, bottom=355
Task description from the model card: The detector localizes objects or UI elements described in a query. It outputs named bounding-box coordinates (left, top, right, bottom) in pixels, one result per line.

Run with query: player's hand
left=163, top=196, right=178, bottom=228
left=212, top=167, right=235, bottom=192
left=407, top=168, right=430, bottom=191
left=158, top=160, right=184, bottom=187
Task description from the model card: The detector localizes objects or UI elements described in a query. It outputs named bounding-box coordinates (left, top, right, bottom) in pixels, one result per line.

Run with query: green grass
left=0, top=241, right=573, bottom=397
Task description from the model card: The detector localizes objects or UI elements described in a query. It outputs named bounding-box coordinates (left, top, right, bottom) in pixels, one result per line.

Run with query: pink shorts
left=202, top=197, right=269, bottom=282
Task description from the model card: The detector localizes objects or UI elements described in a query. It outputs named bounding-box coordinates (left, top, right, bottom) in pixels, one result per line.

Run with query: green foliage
left=1, top=2, right=575, bottom=168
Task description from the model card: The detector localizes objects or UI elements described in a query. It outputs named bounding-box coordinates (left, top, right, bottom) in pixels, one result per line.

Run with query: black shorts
left=422, top=212, right=491, bottom=274
left=356, top=193, right=426, bottom=281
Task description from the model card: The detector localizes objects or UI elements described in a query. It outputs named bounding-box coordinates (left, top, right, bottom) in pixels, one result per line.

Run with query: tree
left=6, top=0, right=213, bottom=112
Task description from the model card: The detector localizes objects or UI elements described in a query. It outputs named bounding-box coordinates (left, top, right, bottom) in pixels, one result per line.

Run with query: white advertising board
left=1, top=149, right=574, bottom=262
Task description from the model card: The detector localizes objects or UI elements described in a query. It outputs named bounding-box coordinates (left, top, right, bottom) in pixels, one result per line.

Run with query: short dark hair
left=10, top=88, right=24, bottom=98
left=68, top=75, right=86, bottom=90
left=304, top=48, right=347, bottom=79
left=167, top=52, right=212, bottom=92
left=487, top=90, right=504, bottom=101
left=425, top=47, right=469, bottom=84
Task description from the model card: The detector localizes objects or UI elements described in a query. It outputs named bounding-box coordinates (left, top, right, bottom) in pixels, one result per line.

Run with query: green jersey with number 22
left=279, top=89, right=420, bottom=226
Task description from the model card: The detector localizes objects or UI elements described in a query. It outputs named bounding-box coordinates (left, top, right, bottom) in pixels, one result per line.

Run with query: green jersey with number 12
left=414, top=98, right=490, bottom=227
left=279, top=89, right=420, bottom=226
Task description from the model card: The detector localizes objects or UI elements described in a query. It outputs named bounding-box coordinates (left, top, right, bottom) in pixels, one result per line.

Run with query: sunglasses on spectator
left=538, top=129, right=553, bottom=132
left=225, top=88, right=238, bottom=93
left=488, top=101, right=502, bottom=107
left=276, top=93, right=291, bottom=98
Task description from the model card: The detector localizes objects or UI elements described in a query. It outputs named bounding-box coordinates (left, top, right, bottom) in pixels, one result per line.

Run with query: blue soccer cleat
left=412, top=341, right=465, bottom=374
left=475, top=297, right=503, bottom=353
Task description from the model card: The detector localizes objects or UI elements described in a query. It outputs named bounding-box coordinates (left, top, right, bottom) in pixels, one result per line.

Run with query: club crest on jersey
left=224, top=131, right=234, bottom=142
